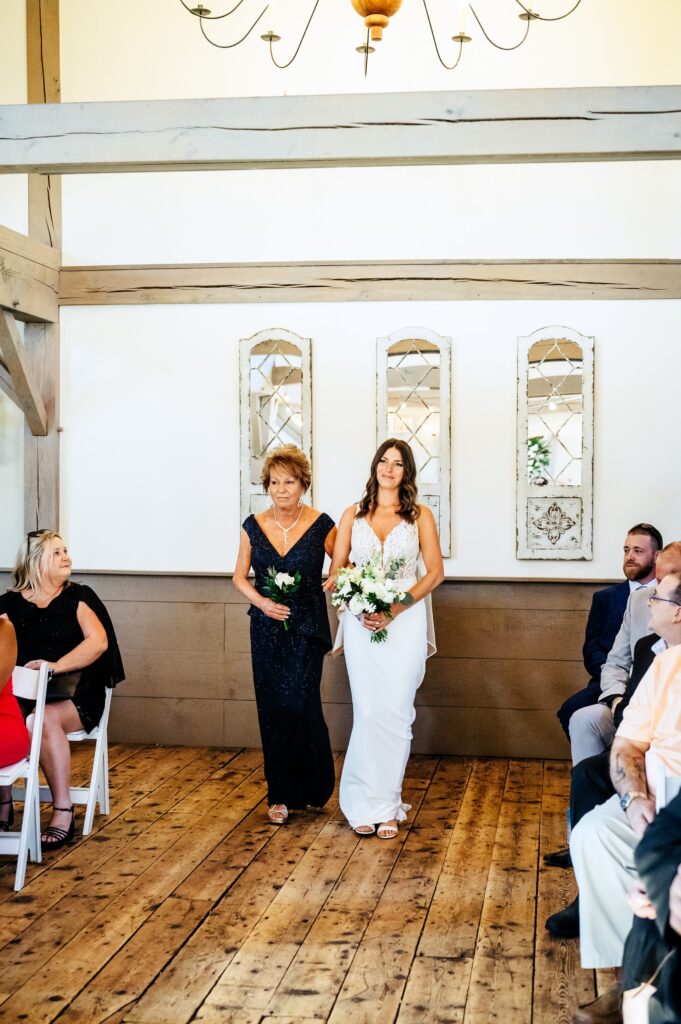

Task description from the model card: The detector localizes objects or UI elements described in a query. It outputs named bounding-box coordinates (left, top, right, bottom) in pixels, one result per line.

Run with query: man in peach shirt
left=570, top=570, right=681, bottom=976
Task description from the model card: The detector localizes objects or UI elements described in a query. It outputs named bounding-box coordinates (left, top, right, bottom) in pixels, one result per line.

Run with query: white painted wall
left=3, top=0, right=681, bottom=580
left=58, top=300, right=681, bottom=579
left=58, top=0, right=681, bottom=101
left=0, top=390, right=24, bottom=567
left=0, top=0, right=28, bottom=232
left=61, top=161, right=681, bottom=266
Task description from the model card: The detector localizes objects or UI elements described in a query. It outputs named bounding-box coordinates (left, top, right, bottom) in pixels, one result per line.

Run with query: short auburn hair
left=261, top=445, right=311, bottom=493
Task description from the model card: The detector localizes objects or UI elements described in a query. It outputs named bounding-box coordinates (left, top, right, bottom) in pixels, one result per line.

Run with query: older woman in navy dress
left=233, top=445, right=336, bottom=824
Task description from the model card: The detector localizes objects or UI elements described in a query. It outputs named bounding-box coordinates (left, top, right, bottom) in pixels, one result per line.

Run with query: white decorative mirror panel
left=517, top=326, right=594, bottom=560
left=377, top=327, right=452, bottom=556
left=239, top=328, right=312, bottom=524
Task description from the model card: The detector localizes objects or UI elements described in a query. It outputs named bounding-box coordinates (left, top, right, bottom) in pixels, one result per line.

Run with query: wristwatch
left=619, top=791, right=647, bottom=811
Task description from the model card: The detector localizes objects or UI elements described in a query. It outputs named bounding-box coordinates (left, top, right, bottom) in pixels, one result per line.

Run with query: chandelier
left=180, top=0, right=583, bottom=75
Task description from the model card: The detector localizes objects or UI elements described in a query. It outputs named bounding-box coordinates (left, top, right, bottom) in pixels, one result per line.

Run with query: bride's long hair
left=356, top=439, right=420, bottom=523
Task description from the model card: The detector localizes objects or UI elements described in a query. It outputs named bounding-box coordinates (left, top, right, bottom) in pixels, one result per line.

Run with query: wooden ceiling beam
left=0, top=85, right=680, bottom=175
left=0, top=310, right=48, bottom=435
left=0, top=356, right=22, bottom=408
left=58, top=259, right=681, bottom=305
left=0, top=223, right=60, bottom=322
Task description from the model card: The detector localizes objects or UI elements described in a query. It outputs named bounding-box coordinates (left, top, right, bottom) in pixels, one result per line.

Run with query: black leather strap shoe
left=545, top=895, right=579, bottom=938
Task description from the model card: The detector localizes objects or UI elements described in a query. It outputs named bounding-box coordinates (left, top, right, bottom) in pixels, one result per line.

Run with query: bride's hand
left=322, top=577, right=337, bottom=593
left=363, top=611, right=389, bottom=632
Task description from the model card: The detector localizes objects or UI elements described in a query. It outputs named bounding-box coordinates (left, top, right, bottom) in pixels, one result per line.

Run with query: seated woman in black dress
left=0, top=530, right=124, bottom=849
left=233, top=445, right=337, bottom=825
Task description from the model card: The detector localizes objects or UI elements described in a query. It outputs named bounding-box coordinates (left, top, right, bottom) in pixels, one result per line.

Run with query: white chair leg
left=32, top=780, right=42, bottom=864
left=82, top=770, right=98, bottom=836
left=82, top=726, right=106, bottom=836
left=15, top=766, right=39, bottom=890
left=102, top=741, right=110, bottom=815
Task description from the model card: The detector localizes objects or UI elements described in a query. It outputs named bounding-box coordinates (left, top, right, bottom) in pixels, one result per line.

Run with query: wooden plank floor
left=0, top=746, right=604, bottom=1023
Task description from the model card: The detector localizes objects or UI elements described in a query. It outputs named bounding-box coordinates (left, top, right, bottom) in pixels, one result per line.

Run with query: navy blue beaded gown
left=243, top=512, right=335, bottom=809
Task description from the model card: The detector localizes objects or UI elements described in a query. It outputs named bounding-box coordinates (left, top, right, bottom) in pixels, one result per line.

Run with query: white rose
left=370, top=582, right=390, bottom=604
left=274, top=572, right=295, bottom=588
left=349, top=594, right=368, bottom=616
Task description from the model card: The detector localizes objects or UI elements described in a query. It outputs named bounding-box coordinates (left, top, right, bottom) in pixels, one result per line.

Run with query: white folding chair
left=0, top=664, right=49, bottom=891
left=654, top=757, right=681, bottom=813
left=39, top=686, right=113, bottom=836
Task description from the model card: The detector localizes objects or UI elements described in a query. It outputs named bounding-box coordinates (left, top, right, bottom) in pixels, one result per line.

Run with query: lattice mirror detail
left=377, top=327, right=452, bottom=556
left=517, top=326, right=594, bottom=560
left=239, top=329, right=312, bottom=522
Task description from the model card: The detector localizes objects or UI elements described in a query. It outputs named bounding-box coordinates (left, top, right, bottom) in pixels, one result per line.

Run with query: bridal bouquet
left=331, top=554, right=411, bottom=644
left=263, top=567, right=301, bottom=630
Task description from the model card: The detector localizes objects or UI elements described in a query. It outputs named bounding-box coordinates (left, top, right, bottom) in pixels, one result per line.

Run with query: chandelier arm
left=513, top=0, right=583, bottom=21
left=199, top=6, right=268, bottom=47
left=178, top=0, right=251, bottom=21
left=364, top=27, right=370, bottom=78
left=421, top=0, right=465, bottom=71
left=267, top=0, right=323, bottom=69
left=469, top=4, right=531, bottom=50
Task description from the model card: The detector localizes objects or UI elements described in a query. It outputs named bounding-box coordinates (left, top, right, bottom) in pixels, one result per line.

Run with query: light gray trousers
left=569, top=703, right=616, bottom=764
left=570, top=793, right=638, bottom=968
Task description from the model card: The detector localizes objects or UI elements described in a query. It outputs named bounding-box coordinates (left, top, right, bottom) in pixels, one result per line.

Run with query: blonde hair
left=10, top=530, right=66, bottom=594
left=261, top=445, right=312, bottom=493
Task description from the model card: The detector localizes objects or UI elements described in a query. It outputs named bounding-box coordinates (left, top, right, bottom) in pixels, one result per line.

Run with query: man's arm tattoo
left=610, top=742, right=648, bottom=795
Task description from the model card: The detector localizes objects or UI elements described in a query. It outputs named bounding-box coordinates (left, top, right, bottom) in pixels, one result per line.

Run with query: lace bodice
left=350, top=517, right=420, bottom=579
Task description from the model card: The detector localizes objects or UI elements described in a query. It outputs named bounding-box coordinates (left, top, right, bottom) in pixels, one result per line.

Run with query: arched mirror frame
left=517, top=325, right=594, bottom=560
left=377, top=326, right=452, bottom=557
left=239, top=327, right=312, bottom=525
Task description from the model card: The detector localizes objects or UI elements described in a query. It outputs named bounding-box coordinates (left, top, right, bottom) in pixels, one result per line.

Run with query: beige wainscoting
left=0, top=572, right=610, bottom=758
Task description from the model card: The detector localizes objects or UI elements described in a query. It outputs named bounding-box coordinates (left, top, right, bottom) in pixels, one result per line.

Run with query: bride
left=325, top=439, right=444, bottom=838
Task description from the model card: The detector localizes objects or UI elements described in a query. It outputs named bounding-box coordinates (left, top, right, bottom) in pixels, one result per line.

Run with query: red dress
left=0, top=678, right=29, bottom=768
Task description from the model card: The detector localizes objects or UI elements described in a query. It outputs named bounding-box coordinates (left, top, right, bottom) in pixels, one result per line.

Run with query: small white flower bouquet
left=331, top=554, right=411, bottom=644
left=263, top=567, right=302, bottom=630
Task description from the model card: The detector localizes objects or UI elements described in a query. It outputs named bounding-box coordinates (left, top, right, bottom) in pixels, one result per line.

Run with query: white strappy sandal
left=377, top=820, right=399, bottom=840
left=267, top=804, right=289, bottom=825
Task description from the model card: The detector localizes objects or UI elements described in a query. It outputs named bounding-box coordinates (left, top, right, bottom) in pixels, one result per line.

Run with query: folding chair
left=39, top=685, right=113, bottom=836
left=653, top=756, right=681, bottom=813
left=0, top=664, right=50, bottom=891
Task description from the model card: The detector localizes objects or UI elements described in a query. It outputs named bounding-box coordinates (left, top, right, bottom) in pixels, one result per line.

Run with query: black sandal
left=0, top=799, right=13, bottom=833
left=41, top=805, right=75, bottom=851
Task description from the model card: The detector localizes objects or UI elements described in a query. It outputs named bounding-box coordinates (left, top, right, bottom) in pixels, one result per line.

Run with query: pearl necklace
left=272, top=504, right=304, bottom=552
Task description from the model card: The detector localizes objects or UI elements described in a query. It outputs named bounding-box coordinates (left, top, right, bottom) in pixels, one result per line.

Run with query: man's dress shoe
left=545, top=895, right=580, bottom=938
left=543, top=846, right=572, bottom=868
left=572, top=983, right=622, bottom=1024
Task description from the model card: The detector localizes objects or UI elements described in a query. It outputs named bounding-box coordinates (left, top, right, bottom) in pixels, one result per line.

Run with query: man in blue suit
left=557, top=524, right=662, bottom=739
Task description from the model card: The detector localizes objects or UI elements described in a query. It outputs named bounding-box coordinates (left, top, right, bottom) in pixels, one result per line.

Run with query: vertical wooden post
left=24, top=0, right=61, bottom=531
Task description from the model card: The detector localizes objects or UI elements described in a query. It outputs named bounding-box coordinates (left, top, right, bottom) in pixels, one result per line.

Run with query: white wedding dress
left=337, top=516, right=436, bottom=829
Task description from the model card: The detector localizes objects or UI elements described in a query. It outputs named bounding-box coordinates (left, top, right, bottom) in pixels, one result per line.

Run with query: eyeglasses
left=27, top=530, right=51, bottom=540
left=648, top=592, right=681, bottom=607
